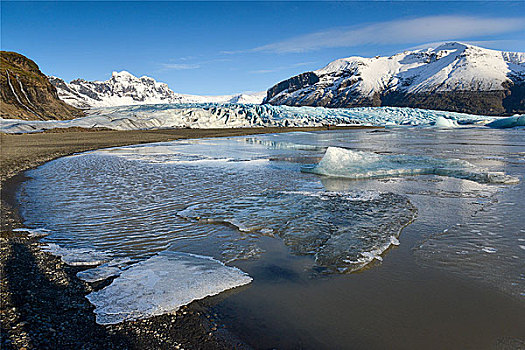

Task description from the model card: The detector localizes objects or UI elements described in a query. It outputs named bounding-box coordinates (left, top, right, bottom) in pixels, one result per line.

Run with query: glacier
left=303, top=147, right=520, bottom=184
left=0, top=103, right=506, bottom=133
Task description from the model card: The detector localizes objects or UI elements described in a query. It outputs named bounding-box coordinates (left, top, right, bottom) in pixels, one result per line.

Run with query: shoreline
left=0, top=126, right=354, bottom=349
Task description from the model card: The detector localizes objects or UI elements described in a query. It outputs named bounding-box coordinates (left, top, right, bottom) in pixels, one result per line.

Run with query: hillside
left=0, top=51, right=83, bottom=120
left=264, top=42, right=525, bottom=115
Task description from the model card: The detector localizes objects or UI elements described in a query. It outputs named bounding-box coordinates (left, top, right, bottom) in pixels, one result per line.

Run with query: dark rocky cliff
left=1, top=51, right=84, bottom=120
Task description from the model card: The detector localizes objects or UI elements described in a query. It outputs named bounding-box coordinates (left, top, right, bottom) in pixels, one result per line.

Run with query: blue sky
left=2, top=1, right=524, bottom=95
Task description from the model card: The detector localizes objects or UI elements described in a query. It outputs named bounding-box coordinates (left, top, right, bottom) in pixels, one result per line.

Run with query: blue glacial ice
left=486, top=115, right=525, bottom=129
left=0, top=103, right=503, bottom=133
left=303, top=147, right=519, bottom=184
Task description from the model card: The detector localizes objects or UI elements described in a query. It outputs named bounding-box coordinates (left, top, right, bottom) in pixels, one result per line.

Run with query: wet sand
left=0, top=126, right=332, bottom=349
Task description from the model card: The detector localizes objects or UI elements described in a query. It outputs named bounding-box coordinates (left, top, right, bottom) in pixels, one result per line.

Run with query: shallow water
left=18, top=127, right=525, bottom=347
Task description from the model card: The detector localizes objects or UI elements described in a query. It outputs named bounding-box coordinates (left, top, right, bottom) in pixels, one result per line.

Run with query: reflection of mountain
left=264, top=42, right=525, bottom=115
left=50, top=71, right=265, bottom=109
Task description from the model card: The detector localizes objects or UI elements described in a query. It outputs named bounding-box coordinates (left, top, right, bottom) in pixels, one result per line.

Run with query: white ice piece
left=86, top=251, right=252, bottom=324
left=42, top=243, right=110, bottom=266
left=304, top=147, right=519, bottom=184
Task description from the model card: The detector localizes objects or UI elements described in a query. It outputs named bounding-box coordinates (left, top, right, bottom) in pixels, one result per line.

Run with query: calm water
left=18, top=128, right=525, bottom=348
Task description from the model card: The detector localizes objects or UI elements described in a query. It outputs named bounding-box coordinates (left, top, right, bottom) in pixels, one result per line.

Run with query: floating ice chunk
left=303, top=147, right=519, bottom=184
left=179, top=191, right=415, bottom=273
left=487, top=115, right=525, bottom=129
left=42, top=243, right=110, bottom=266
left=433, top=116, right=459, bottom=128
left=481, top=247, right=498, bottom=254
left=86, top=251, right=252, bottom=324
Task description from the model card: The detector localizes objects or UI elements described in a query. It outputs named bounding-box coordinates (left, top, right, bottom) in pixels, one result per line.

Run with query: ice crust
left=86, top=251, right=252, bottom=324
left=178, top=190, right=416, bottom=272
left=76, top=257, right=131, bottom=283
left=0, top=104, right=498, bottom=133
left=12, top=227, right=51, bottom=238
left=304, top=147, right=519, bottom=184
left=42, top=243, right=110, bottom=266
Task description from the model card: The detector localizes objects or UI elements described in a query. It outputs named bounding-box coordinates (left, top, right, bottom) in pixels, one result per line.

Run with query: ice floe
left=42, top=243, right=110, bottom=266
left=178, top=190, right=416, bottom=272
left=86, top=251, right=252, bottom=324
left=486, top=115, right=525, bottom=129
left=303, top=147, right=519, bottom=184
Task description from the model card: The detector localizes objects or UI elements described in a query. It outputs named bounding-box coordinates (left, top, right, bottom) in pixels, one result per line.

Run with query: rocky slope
left=50, top=72, right=265, bottom=108
left=264, top=42, right=525, bottom=115
left=0, top=51, right=84, bottom=120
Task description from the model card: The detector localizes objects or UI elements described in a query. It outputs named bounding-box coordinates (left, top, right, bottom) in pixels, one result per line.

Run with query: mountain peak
left=264, top=43, right=525, bottom=115
left=112, top=70, right=135, bottom=78
left=51, top=71, right=266, bottom=108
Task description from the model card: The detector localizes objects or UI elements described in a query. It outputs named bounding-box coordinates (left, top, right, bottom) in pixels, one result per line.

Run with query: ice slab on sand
left=86, top=251, right=252, bottom=325
left=303, top=147, right=519, bottom=184
left=42, top=243, right=110, bottom=266
left=12, top=227, right=51, bottom=238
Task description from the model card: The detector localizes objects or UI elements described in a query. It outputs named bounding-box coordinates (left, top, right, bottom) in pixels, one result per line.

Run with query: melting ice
left=86, top=251, right=252, bottom=324
left=303, top=147, right=519, bottom=184
left=178, top=190, right=417, bottom=272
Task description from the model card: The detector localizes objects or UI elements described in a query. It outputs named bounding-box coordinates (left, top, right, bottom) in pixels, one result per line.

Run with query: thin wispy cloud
left=161, top=63, right=200, bottom=70
left=408, top=39, right=525, bottom=51
left=246, top=16, right=525, bottom=53
left=160, top=57, right=233, bottom=71
left=250, top=61, right=317, bottom=74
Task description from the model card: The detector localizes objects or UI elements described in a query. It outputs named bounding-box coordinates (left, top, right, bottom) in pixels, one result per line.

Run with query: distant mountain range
left=49, top=72, right=266, bottom=109
left=1, top=42, right=524, bottom=121
left=264, top=42, right=525, bottom=115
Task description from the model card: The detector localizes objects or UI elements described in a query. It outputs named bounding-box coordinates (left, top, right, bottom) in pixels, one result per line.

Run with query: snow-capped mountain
left=49, top=71, right=265, bottom=108
left=264, top=42, right=525, bottom=115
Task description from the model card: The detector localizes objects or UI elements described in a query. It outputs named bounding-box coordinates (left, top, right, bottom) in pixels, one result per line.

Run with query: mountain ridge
left=264, top=42, right=525, bottom=115
left=0, top=51, right=84, bottom=120
left=50, top=72, right=266, bottom=109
